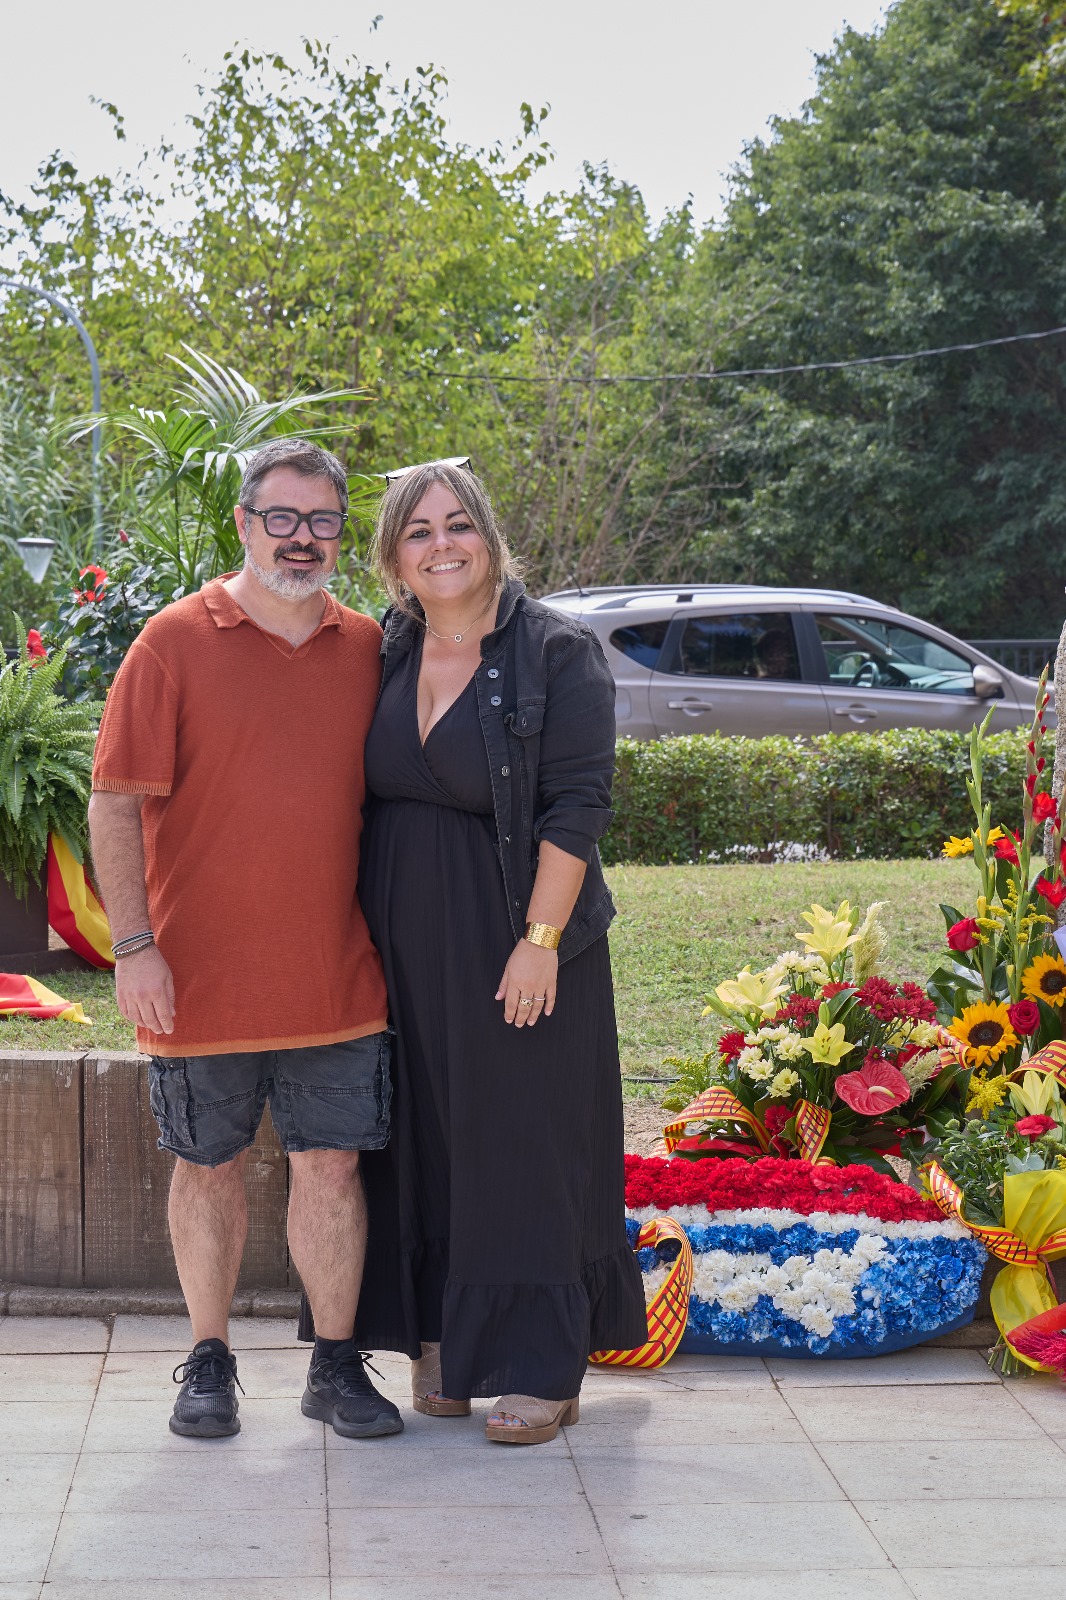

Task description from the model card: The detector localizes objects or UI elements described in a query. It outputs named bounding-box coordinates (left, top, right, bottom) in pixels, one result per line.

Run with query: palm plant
left=0, top=624, right=99, bottom=898
left=69, top=347, right=375, bottom=597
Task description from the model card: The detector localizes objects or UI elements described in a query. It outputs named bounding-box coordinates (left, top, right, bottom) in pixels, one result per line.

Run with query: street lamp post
left=0, top=276, right=102, bottom=555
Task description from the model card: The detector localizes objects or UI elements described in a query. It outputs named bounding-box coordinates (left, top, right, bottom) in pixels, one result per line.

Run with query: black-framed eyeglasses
left=241, top=505, right=347, bottom=541
left=383, top=455, right=472, bottom=485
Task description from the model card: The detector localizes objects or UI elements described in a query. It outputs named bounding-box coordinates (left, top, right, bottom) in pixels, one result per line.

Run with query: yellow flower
left=965, top=1070, right=1008, bottom=1118
left=1009, top=1069, right=1063, bottom=1120
left=1021, top=953, right=1066, bottom=1010
left=768, top=1068, right=801, bottom=1099
left=942, top=835, right=975, bottom=858
left=800, top=1021, right=856, bottom=1067
left=985, top=827, right=1006, bottom=845
left=713, top=967, right=789, bottom=1017
left=797, top=902, right=860, bottom=962
left=950, top=1001, right=1018, bottom=1068
left=907, top=1021, right=942, bottom=1049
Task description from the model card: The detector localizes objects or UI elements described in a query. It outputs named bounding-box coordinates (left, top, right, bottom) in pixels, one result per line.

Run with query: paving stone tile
left=558, top=1387, right=805, bottom=1446
left=764, top=1348, right=999, bottom=1386
left=903, top=1567, right=1066, bottom=1599
left=785, top=1383, right=1043, bottom=1442
left=595, top=1500, right=889, bottom=1573
left=0, top=1584, right=42, bottom=1599
left=0, top=1356, right=103, bottom=1403
left=324, top=1405, right=568, bottom=1454
left=48, top=1509, right=329, bottom=1581
left=109, top=1316, right=301, bottom=1352
left=0, top=1318, right=109, bottom=1355
left=819, top=1435, right=1066, bottom=1499
left=66, top=1448, right=326, bottom=1513
left=80, top=1399, right=323, bottom=1453
left=0, top=1400, right=93, bottom=1453
left=327, top=1504, right=610, bottom=1577
left=97, top=1347, right=308, bottom=1403
left=327, top=1448, right=583, bottom=1507
left=331, top=1582, right=621, bottom=1600
left=616, top=1574, right=913, bottom=1599
left=37, top=1586, right=329, bottom=1600
left=0, top=1512, right=61, bottom=1582
left=571, top=1441, right=843, bottom=1504
left=0, top=1452, right=78, bottom=1516
left=1002, top=1375, right=1066, bottom=1437
left=857, top=1498, right=1066, bottom=1566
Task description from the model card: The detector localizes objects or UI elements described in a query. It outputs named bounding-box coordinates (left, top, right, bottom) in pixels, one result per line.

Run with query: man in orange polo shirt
left=89, top=437, right=402, bottom=1441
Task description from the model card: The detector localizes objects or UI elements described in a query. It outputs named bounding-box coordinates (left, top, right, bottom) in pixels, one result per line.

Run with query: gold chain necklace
left=422, top=589, right=499, bottom=645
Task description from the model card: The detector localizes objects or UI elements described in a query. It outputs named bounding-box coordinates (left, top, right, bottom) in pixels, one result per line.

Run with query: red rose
left=1015, top=1114, right=1057, bottom=1139
left=1007, top=1000, right=1041, bottom=1036
left=1032, top=792, right=1059, bottom=825
left=25, top=630, right=47, bottom=661
left=1036, top=876, right=1066, bottom=909
left=994, top=833, right=1020, bottom=865
left=718, top=1030, right=747, bottom=1062
left=947, top=918, right=980, bottom=952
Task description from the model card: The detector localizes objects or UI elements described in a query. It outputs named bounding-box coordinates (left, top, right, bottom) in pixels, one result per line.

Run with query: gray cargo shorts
left=148, top=1031, right=392, bottom=1168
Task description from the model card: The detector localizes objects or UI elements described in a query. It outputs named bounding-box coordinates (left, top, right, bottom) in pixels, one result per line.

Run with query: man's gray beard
left=244, top=545, right=329, bottom=602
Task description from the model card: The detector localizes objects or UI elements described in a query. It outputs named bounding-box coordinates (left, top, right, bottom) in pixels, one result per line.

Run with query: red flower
left=1036, top=876, right=1066, bottom=909
left=763, top=1105, right=792, bottom=1136
left=835, top=1058, right=911, bottom=1116
left=25, top=629, right=47, bottom=662
left=1015, top=1114, right=1058, bottom=1139
left=821, top=982, right=851, bottom=998
left=718, top=1031, right=747, bottom=1062
left=947, top=918, right=980, bottom=952
left=1032, top=791, right=1059, bottom=825
left=899, top=982, right=937, bottom=1023
left=1007, top=1000, right=1041, bottom=1036
left=1026, top=773, right=1038, bottom=797
left=118, top=529, right=130, bottom=545
left=771, top=995, right=821, bottom=1027
left=994, top=833, right=1020, bottom=865
left=74, top=564, right=109, bottom=605
left=622, top=1153, right=942, bottom=1222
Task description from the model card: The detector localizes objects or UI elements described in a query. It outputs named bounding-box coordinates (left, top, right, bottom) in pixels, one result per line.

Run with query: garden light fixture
left=16, top=537, right=56, bottom=584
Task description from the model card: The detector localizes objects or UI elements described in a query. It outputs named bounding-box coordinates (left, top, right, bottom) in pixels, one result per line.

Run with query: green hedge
left=606, top=728, right=1030, bottom=864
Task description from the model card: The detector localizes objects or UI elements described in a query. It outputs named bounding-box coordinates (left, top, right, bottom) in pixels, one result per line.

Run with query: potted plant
left=0, top=623, right=99, bottom=971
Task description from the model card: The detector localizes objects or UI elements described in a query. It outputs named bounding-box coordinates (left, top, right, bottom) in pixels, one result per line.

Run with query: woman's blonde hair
left=370, top=460, right=519, bottom=613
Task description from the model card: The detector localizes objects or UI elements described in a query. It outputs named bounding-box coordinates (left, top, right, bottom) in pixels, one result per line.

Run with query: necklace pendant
left=454, top=633, right=463, bottom=643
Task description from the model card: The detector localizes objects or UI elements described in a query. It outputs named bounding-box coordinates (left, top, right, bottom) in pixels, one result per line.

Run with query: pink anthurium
left=834, top=1056, right=911, bottom=1116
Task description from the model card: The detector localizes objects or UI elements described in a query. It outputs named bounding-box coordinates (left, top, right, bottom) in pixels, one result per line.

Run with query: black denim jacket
left=377, top=578, right=616, bottom=964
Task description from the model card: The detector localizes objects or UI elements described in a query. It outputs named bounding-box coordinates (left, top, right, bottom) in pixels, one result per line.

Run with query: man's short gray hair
left=239, top=438, right=348, bottom=515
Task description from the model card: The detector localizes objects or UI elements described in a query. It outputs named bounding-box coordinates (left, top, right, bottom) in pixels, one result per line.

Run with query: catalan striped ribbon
left=923, top=1161, right=1045, bottom=1265
left=793, top=1099, right=833, bottom=1164
left=589, top=1217, right=693, bottom=1369
left=1010, top=1040, right=1066, bottom=1092
left=47, top=833, right=114, bottom=968
left=936, top=1025, right=971, bottom=1071
left=662, top=1087, right=771, bottom=1156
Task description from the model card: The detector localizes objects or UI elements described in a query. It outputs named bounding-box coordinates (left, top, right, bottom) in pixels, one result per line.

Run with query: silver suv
left=538, top=584, right=1053, bottom=739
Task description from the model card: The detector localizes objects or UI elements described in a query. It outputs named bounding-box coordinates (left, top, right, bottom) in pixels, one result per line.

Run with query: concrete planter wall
left=0, top=1049, right=292, bottom=1291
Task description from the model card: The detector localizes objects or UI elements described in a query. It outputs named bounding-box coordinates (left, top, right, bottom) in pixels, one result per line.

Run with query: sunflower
left=949, top=1001, right=1019, bottom=1068
left=1021, top=952, right=1066, bottom=1010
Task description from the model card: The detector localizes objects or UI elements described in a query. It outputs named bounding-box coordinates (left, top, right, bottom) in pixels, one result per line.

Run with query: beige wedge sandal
left=411, top=1342, right=471, bottom=1417
left=485, top=1394, right=579, bottom=1445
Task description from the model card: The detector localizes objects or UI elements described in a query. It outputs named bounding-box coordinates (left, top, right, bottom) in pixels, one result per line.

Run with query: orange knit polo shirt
left=92, top=579, right=388, bottom=1057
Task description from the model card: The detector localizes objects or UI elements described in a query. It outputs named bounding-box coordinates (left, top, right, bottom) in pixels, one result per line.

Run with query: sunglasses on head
left=383, top=455, right=472, bottom=485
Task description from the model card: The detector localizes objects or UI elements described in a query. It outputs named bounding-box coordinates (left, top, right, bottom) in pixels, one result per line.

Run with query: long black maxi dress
left=350, top=636, right=647, bottom=1402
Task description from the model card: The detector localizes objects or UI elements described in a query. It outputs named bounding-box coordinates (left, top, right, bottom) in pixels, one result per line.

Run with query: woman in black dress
left=352, top=459, right=646, bottom=1443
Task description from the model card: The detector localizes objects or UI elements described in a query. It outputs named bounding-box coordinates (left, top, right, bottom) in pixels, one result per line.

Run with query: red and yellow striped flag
left=47, top=833, right=114, bottom=969
left=0, top=973, right=90, bottom=1024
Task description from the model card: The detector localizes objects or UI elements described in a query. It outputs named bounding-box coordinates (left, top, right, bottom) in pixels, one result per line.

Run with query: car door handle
left=834, top=704, right=878, bottom=721
left=667, top=699, right=714, bottom=713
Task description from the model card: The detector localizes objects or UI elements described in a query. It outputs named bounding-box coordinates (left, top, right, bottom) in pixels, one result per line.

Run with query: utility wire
left=424, top=323, right=1066, bottom=385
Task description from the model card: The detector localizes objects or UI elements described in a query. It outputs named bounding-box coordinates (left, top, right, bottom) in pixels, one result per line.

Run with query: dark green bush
left=607, top=728, right=1030, bottom=864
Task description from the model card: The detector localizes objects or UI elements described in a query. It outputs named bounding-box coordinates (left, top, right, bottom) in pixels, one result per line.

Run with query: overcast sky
left=3, top=0, right=889, bottom=228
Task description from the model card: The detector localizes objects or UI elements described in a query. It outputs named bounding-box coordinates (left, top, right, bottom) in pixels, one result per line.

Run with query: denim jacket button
left=501, top=766, right=510, bottom=776
left=487, top=668, right=500, bottom=679
left=490, top=695, right=502, bottom=706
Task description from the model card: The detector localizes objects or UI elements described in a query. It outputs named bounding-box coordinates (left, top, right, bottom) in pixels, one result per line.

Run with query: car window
left=609, top=620, right=670, bottom=668
left=676, top=613, right=801, bottom=681
left=817, top=615, right=975, bottom=696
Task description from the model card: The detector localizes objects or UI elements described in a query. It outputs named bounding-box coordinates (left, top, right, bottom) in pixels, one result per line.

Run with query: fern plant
left=0, top=622, right=99, bottom=898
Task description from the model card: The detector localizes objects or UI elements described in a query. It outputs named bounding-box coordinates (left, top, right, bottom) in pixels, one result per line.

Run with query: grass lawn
left=1, top=859, right=973, bottom=1065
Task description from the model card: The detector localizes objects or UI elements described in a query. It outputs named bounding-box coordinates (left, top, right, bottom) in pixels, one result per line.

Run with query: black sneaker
left=170, top=1338, right=242, bottom=1438
left=301, top=1345, right=403, bottom=1439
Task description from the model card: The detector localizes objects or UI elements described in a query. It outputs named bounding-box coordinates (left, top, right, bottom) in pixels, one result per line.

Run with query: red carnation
left=25, top=629, right=47, bottom=662
left=1015, top=1114, right=1058, bottom=1139
left=1036, top=876, right=1066, bottom=909
left=718, top=1030, right=747, bottom=1062
left=835, top=1058, right=911, bottom=1116
left=947, top=918, right=980, bottom=952
left=763, top=1105, right=792, bottom=1136
left=1007, top=1000, right=1041, bottom=1036
left=1032, top=792, right=1059, bottom=825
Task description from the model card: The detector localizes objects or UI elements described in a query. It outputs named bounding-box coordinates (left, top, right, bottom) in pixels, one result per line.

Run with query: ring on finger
left=518, top=996, right=533, bottom=1007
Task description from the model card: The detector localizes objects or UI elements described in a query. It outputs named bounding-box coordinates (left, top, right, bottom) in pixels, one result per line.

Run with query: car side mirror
left=972, top=663, right=1004, bottom=699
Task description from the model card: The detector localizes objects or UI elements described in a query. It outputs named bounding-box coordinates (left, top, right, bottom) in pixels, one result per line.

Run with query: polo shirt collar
left=201, top=576, right=343, bottom=633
